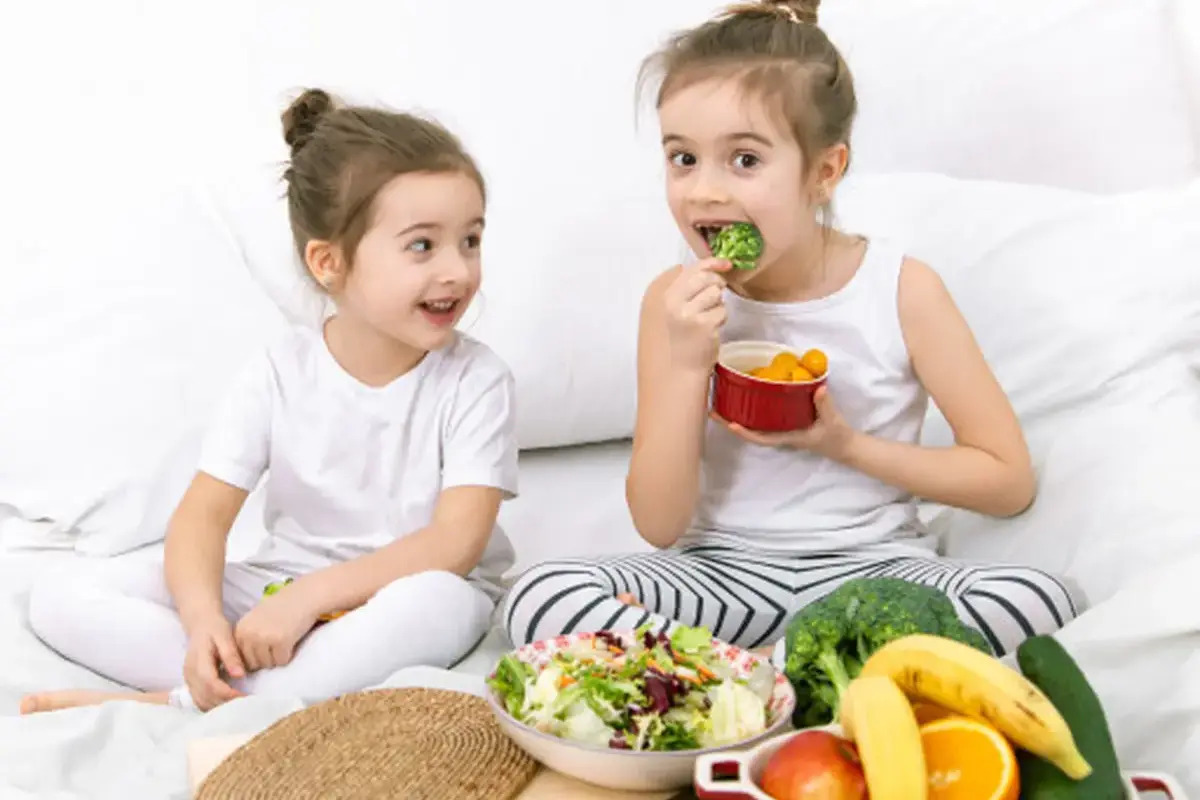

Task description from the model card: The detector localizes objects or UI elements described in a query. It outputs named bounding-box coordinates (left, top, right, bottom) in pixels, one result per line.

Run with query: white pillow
left=836, top=173, right=1200, bottom=446
left=823, top=0, right=1199, bottom=192
left=836, top=173, right=1200, bottom=603
left=1171, top=0, right=1200, bottom=147
left=8, top=425, right=268, bottom=560
left=941, top=391, right=1200, bottom=606
left=0, top=170, right=287, bottom=531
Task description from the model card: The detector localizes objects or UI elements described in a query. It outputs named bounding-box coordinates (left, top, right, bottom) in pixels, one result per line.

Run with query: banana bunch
left=835, top=634, right=1093, bottom=800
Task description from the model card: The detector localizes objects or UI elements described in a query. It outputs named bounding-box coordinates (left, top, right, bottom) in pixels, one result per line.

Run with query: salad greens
left=488, top=624, right=773, bottom=752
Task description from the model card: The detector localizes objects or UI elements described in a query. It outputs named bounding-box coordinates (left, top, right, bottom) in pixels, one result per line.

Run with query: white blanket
left=0, top=548, right=514, bottom=799
left=0, top=546, right=1196, bottom=798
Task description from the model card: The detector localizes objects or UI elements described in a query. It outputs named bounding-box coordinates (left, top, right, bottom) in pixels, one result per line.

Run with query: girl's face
left=657, top=77, right=826, bottom=278
left=337, top=171, right=484, bottom=352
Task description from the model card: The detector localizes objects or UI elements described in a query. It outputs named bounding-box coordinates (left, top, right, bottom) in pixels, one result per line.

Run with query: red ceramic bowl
left=712, top=341, right=828, bottom=432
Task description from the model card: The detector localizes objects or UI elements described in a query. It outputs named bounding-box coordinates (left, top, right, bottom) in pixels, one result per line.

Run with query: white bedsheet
left=0, top=441, right=640, bottom=799
left=0, top=549, right=290, bottom=799
left=2, top=436, right=1196, bottom=799
left=0, top=550, right=498, bottom=799
left=3, top=546, right=1198, bottom=798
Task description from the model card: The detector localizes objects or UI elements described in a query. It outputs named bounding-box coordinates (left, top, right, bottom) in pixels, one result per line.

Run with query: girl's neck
left=322, top=313, right=428, bottom=388
left=735, top=228, right=864, bottom=304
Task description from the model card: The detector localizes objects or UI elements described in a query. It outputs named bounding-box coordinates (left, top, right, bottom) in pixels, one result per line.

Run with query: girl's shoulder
left=428, top=332, right=514, bottom=386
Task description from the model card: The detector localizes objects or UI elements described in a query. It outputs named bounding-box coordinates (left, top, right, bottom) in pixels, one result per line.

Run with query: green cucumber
left=1015, top=635, right=1125, bottom=800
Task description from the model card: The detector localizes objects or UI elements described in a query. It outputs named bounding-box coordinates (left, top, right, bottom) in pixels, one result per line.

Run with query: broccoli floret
left=783, top=577, right=992, bottom=725
left=709, top=222, right=764, bottom=270
left=927, top=598, right=994, bottom=653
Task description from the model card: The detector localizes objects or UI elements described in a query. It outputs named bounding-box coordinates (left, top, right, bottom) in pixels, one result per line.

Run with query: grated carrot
left=558, top=675, right=576, bottom=689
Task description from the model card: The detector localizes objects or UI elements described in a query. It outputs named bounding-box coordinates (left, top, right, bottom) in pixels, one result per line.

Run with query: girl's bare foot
left=19, top=689, right=171, bottom=715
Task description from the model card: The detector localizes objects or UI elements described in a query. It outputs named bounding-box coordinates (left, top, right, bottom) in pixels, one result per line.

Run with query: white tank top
left=688, top=238, right=933, bottom=553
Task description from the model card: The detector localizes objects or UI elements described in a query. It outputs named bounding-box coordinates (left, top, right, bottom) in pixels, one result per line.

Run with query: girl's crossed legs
left=22, top=556, right=493, bottom=713
left=502, top=542, right=1080, bottom=656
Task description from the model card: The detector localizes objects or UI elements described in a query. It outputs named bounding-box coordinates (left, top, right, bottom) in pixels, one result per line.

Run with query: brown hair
left=280, top=88, right=485, bottom=276
left=639, top=0, right=856, bottom=180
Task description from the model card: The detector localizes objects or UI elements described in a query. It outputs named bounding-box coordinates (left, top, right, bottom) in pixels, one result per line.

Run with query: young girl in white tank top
left=504, top=0, right=1078, bottom=658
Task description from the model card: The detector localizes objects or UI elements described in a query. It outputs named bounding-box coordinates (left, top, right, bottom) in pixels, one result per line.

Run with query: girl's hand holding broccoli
left=183, top=615, right=246, bottom=711
left=712, top=385, right=854, bottom=459
left=234, top=582, right=319, bottom=672
left=662, top=257, right=732, bottom=373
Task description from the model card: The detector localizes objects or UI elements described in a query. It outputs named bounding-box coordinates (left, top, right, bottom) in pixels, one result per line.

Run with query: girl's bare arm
left=625, top=269, right=714, bottom=548
left=164, top=472, right=249, bottom=632
left=837, top=259, right=1035, bottom=517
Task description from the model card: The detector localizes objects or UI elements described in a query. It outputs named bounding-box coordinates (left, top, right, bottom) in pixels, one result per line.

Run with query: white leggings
left=27, top=557, right=493, bottom=708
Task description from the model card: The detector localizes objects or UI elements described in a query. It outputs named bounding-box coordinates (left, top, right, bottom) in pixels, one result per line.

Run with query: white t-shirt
left=197, top=325, right=519, bottom=597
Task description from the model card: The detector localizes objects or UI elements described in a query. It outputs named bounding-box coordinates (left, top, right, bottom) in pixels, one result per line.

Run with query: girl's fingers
left=193, top=655, right=219, bottom=709
left=254, top=641, right=275, bottom=670
left=693, top=305, right=728, bottom=331
left=682, top=284, right=725, bottom=316
left=236, top=632, right=260, bottom=672
left=710, top=412, right=792, bottom=448
left=197, top=648, right=240, bottom=708
left=672, top=270, right=725, bottom=306
left=215, top=633, right=246, bottom=679
left=693, top=257, right=732, bottom=274
left=271, top=642, right=294, bottom=668
left=210, top=674, right=243, bottom=704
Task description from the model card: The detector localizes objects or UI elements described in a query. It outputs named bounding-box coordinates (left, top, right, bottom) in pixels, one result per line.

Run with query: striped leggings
left=501, top=543, right=1080, bottom=656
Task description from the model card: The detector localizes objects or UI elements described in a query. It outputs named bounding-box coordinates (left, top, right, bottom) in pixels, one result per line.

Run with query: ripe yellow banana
left=859, top=634, right=1092, bottom=780
left=840, top=675, right=928, bottom=800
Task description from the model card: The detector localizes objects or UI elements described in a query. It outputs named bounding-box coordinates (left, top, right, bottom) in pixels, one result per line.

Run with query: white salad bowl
left=485, top=630, right=797, bottom=792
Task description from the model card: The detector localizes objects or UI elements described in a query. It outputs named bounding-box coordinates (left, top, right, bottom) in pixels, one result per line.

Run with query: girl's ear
left=304, top=239, right=346, bottom=291
left=812, top=142, right=850, bottom=203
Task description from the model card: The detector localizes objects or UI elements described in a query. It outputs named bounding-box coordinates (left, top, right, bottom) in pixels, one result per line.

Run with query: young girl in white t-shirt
left=21, top=88, right=518, bottom=713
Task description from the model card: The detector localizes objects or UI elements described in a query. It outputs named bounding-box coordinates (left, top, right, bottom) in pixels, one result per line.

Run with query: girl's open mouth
left=418, top=298, right=460, bottom=327
left=695, top=224, right=732, bottom=245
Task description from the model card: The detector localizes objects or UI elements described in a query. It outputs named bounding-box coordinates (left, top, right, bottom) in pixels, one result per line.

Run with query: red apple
left=759, top=730, right=867, bottom=800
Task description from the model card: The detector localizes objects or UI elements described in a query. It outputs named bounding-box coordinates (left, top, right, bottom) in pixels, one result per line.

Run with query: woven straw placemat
left=196, top=688, right=539, bottom=800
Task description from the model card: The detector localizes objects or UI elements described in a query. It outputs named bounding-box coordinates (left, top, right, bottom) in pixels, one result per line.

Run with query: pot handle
left=693, top=749, right=765, bottom=800
left=1128, top=771, right=1188, bottom=799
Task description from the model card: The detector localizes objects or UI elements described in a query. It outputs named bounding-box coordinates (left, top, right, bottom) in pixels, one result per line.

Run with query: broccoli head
left=709, top=223, right=764, bottom=271
left=782, top=576, right=993, bottom=726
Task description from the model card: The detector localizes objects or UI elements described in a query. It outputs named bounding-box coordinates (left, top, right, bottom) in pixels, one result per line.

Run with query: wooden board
left=186, top=734, right=681, bottom=799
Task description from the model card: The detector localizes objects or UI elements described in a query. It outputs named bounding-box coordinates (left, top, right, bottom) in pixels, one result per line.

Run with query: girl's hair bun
left=282, top=88, right=336, bottom=154
left=768, top=0, right=820, bottom=25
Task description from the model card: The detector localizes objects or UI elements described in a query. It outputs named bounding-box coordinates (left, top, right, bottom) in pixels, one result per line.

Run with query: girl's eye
left=669, top=151, right=697, bottom=168
left=464, top=233, right=482, bottom=249
left=407, top=238, right=433, bottom=253
left=733, top=152, right=760, bottom=169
